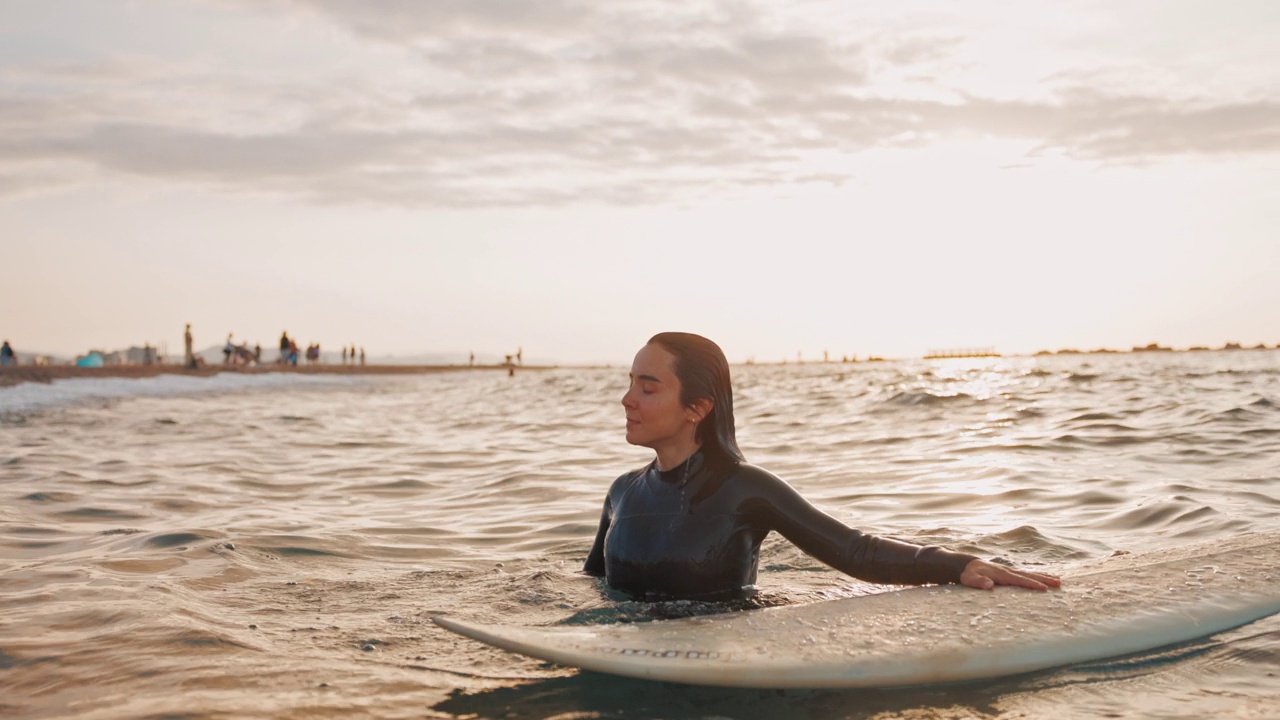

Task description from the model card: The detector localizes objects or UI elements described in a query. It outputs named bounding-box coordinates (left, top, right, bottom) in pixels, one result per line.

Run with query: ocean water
left=2, top=351, right=1278, bottom=719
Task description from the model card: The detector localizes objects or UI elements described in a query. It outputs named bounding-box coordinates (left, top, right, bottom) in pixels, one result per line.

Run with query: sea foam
left=0, top=372, right=361, bottom=414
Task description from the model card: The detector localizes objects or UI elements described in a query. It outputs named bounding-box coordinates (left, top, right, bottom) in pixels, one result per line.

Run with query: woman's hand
left=960, top=558, right=1061, bottom=591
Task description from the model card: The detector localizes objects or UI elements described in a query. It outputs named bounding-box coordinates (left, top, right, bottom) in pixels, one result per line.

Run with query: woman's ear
left=689, top=398, right=714, bottom=424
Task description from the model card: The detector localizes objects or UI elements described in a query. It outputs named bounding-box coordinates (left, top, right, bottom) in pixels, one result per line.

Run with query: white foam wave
left=0, top=372, right=363, bottom=414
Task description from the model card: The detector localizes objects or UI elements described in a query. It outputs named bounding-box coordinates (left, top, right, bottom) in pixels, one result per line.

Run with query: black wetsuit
left=583, top=451, right=978, bottom=599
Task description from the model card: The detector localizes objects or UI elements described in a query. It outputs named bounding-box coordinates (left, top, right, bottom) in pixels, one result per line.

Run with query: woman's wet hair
left=647, top=332, right=744, bottom=462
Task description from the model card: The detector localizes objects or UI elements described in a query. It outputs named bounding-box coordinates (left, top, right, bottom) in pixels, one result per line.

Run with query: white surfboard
left=433, top=532, right=1280, bottom=689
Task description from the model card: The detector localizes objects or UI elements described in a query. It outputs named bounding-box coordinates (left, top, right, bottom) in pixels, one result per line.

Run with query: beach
left=0, top=363, right=542, bottom=388
left=1, top=351, right=1278, bottom=719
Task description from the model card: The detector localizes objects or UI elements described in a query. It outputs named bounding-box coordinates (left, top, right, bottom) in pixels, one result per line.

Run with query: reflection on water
left=1, top=351, right=1278, bottom=718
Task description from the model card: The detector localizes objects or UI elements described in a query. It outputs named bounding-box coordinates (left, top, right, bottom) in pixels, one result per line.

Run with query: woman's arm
left=582, top=497, right=611, bottom=576
left=745, top=466, right=1056, bottom=588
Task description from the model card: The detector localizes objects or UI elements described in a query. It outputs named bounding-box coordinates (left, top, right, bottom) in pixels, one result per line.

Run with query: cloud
left=2, top=0, right=1277, bottom=207
left=881, top=33, right=966, bottom=66
left=1042, top=97, right=1280, bottom=159
left=929, top=93, right=1280, bottom=160
left=0, top=166, right=81, bottom=200
left=281, top=0, right=601, bottom=41
left=62, top=124, right=403, bottom=178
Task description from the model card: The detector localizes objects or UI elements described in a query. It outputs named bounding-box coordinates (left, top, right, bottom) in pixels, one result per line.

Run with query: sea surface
left=2, top=352, right=1279, bottom=719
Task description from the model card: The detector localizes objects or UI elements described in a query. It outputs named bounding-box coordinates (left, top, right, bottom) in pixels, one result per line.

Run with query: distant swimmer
left=584, top=332, right=1061, bottom=600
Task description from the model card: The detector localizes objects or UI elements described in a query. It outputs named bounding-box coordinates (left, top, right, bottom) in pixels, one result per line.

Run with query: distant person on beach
left=183, top=324, right=194, bottom=369
left=288, top=339, right=299, bottom=366
left=360, top=347, right=366, bottom=365
left=279, top=332, right=290, bottom=364
left=254, top=343, right=262, bottom=364
left=584, top=332, right=1061, bottom=600
left=223, top=334, right=234, bottom=365
left=517, top=347, right=523, bottom=366
left=342, top=346, right=348, bottom=365
left=1, top=340, right=16, bottom=366
left=469, top=351, right=475, bottom=367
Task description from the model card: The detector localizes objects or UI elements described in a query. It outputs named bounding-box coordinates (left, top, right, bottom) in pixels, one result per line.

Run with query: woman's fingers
left=998, top=569, right=1050, bottom=591
left=1019, top=570, right=1063, bottom=588
left=961, top=560, right=1062, bottom=591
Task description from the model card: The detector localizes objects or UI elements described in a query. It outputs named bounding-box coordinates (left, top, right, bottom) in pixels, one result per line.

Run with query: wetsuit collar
left=650, top=450, right=704, bottom=485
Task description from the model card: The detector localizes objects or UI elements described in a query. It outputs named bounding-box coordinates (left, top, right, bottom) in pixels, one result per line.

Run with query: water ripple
left=1, top=353, right=1279, bottom=718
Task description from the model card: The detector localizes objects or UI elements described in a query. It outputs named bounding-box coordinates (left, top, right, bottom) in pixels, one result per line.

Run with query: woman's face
left=621, top=343, right=697, bottom=450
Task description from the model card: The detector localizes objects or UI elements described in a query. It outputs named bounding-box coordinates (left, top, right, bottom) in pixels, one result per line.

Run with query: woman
left=584, top=332, right=1060, bottom=600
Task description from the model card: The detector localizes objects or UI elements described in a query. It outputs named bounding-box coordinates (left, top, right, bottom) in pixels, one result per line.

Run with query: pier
left=923, top=347, right=1001, bottom=359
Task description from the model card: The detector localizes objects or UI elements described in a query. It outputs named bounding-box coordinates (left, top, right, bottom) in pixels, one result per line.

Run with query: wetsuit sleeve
left=745, top=469, right=977, bottom=585
left=582, top=495, right=611, bottom=576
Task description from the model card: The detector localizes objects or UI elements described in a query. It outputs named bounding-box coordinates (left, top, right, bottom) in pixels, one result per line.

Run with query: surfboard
left=432, top=532, right=1280, bottom=689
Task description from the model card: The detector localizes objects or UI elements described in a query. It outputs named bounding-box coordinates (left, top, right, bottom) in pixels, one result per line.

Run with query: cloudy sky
left=3, top=0, right=1277, bottom=363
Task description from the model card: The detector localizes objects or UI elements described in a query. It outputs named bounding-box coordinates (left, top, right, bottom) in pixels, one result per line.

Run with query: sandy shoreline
left=0, top=363, right=547, bottom=388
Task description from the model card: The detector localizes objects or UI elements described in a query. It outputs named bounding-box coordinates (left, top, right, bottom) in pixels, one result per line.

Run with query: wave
left=1067, top=372, right=1103, bottom=382
left=0, top=372, right=363, bottom=415
left=1094, top=498, right=1220, bottom=532
left=880, top=390, right=981, bottom=407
